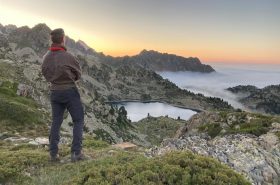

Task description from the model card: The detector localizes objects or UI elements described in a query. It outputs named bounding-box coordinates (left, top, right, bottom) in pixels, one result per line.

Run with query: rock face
left=102, top=49, right=215, bottom=73
left=147, top=111, right=280, bottom=185
left=65, top=36, right=98, bottom=56
left=149, top=134, right=280, bottom=185
left=227, top=85, right=280, bottom=115
left=112, top=142, right=137, bottom=150
left=7, top=24, right=51, bottom=57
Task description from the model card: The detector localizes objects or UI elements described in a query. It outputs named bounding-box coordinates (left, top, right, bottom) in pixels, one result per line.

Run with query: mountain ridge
left=0, top=23, right=214, bottom=72
left=101, top=49, right=215, bottom=72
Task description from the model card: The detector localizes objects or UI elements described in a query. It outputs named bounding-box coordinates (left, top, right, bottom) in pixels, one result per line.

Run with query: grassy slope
left=0, top=138, right=250, bottom=185
left=0, top=80, right=49, bottom=138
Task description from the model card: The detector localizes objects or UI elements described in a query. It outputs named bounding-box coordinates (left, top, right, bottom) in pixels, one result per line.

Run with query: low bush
left=83, top=136, right=110, bottom=149
left=0, top=149, right=49, bottom=184
left=275, top=131, right=280, bottom=141
left=198, top=111, right=280, bottom=138
left=136, top=116, right=184, bottom=145
left=62, top=151, right=250, bottom=185
left=198, top=123, right=222, bottom=138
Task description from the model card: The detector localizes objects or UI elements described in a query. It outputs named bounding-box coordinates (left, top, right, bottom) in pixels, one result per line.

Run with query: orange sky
left=0, top=0, right=279, bottom=64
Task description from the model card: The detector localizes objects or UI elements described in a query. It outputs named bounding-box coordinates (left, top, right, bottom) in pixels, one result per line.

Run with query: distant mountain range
left=0, top=23, right=214, bottom=73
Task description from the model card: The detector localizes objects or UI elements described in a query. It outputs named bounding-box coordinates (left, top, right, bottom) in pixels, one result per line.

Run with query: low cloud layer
left=159, top=63, right=280, bottom=109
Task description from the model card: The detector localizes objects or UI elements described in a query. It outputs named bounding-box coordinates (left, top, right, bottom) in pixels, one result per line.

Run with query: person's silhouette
left=42, top=28, right=84, bottom=162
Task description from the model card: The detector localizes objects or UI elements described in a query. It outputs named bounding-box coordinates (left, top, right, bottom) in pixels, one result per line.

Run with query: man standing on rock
left=42, top=28, right=84, bottom=162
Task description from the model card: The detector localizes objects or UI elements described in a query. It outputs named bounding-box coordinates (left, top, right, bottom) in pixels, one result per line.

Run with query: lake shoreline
left=105, top=99, right=203, bottom=113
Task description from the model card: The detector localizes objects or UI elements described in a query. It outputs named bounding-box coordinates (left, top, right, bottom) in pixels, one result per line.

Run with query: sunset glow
left=0, top=0, right=279, bottom=64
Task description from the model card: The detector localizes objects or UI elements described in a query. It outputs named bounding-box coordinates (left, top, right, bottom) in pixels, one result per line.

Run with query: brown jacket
left=42, top=44, right=81, bottom=90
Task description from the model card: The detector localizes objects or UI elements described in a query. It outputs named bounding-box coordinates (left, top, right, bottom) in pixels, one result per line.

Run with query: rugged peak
left=140, top=49, right=148, bottom=54
left=139, top=49, right=159, bottom=55
left=1, top=22, right=96, bottom=57
left=133, top=49, right=214, bottom=72
left=65, top=37, right=96, bottom=55
left=102, top=48, right=215, bottom=72
left=77, top=39, right=91, bottom=50
left=139, top=49, right=174, bottom=58
left=5, top=23, right=50, bottom=56
left=4, top=24, right=17, bottom=34
left=5, top=24, right=17, bottom=29
left=139, top=49, right=198, bottom=60
left=31, top=23, right=51, bottom=33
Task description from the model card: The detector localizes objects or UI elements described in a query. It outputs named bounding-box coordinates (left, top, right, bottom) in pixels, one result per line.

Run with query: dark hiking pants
left=49, top=87, right=84, bottom=156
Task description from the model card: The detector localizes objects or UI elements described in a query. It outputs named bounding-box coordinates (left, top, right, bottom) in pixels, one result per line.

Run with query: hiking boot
left=50, top=154, right=60, bottom=162
left=71, top=152, right=85, bottom=162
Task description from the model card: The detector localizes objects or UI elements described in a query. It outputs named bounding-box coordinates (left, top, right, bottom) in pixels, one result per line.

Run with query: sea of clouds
left=159, top=63, right=280, bottom=109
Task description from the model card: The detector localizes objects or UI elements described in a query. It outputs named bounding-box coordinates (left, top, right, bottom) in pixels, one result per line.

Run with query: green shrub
left=136, top=116, right=185, bottom=145
left=61, top=151, right=250, bottom=185
left=92, top=129, right=115, bottom=143
left=198, top=123, right=222, bottom=138
left=0, top=149, right=49, bottom=184
left=227, top=113, right=275, bottom=136
left=275, top=131, right=280, bottom=141
left=228, top=122, right=269, bottom=136
left=199, top=111, right=280, bottom=138
left=140, top=93, right=152, bottom=101
left=1, top=149, right=251, bottom=185
left=83, top=136, right=110, bottom=149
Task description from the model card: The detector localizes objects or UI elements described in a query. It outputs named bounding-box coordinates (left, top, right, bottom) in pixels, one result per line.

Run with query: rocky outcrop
left=0, top=34, right=17, bottom=61
left=227, top=85, right=280, bottom=115
left=112, top=142, right=137, bottom=150
left=0, top=24, right=17, bottom=34
left=147, top=111, right=280, bottom=185
left=65, top=36, right=98, bottom=56
left=7, top=24, right=51, bottom=57
left=148, top=134, right=280, bottom=185
left=4, top=24, right=98, bottom=58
